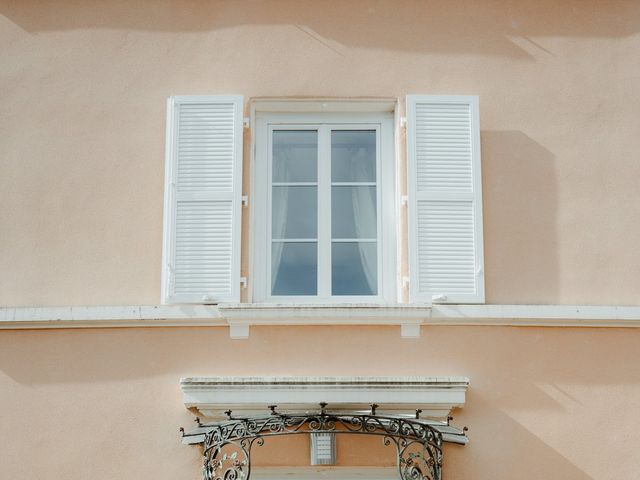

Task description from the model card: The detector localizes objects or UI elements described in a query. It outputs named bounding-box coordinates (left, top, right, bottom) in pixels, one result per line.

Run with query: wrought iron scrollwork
left=202, top=411, right=443, bottom=480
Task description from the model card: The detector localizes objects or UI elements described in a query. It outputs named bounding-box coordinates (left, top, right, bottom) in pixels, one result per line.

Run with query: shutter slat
left=407, top=96, right=484, bottom=303
left=162, top=96, right=243, bottom=304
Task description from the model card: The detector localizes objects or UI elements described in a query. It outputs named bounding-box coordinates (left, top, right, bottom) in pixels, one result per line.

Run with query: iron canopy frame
left=182, top=404, right=467, bottom=480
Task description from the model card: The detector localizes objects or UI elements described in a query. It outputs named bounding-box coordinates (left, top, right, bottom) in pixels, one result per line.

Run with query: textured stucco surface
left=1, top=2, right=640, bottom=479
left=1, top=0, right=640, bottom=306
left=1, top=325, right=639, bottom=479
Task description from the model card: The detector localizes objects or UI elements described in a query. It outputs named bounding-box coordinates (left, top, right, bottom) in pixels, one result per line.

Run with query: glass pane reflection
left=273, top=130, right=318, bottom=182
left=272, top=242, right=317, bottom=296
left=331, top=242, right=377, bottom=296
left=331, top=130, right=376, bottom=182
left=331, top=186, right=377, bottom=239
left=272, top=186, right=317, bottom=239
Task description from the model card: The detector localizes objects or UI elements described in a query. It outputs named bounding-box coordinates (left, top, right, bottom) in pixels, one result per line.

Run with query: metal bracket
left=241, top=195, right=249, bottom=207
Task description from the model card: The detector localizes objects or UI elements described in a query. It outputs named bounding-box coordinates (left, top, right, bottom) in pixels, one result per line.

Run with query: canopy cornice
left=181, top=376, right=469, bottom=420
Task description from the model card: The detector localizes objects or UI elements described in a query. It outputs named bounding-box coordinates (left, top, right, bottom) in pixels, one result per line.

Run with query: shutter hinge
left=399, top=116, right=407, bottom=127
left=241, top=195, right=249, bottom=207
left=401, top=195, right=409, bottom=206
left=243, top=117, right=250, bottom=128
left=167, top=263, right=174, bottom=291
left=240, top=277, right=248, bottom=289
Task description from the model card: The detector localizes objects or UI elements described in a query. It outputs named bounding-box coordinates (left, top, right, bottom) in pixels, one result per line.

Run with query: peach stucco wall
left=1, top=325, right=640, bottom=479
left=1, top=0, right=640, bottom=306
left=2, top=2, right=640, bottom=480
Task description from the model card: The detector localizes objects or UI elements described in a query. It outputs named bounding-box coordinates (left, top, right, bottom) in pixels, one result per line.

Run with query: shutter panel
left=406, top=95, right=484, bottom=303
left=162, top=96, right=243, bottom=304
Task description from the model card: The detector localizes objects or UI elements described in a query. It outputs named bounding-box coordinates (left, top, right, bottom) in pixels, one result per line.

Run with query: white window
left=252, top=111, right=397, bottom=303
left=162, top=96, right=484, bottom=306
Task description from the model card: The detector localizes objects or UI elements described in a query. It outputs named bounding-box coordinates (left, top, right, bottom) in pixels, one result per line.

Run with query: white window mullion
left=318, top=125, right=332, bottom=299
left=265, top=125, right=274, bottom=300
left=380, top=117, right=398, bottom=302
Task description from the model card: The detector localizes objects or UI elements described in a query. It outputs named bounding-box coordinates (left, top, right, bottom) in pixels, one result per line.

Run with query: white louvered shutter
left=406, top=95, right=484, bottom=303
left=162, top=96, right=243, bottom=304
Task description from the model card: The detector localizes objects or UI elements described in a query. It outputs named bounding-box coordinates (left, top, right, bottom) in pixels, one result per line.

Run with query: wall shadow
left=481, top=130, right=558, bottom=304
left=444, top=391, right=594, bottom=479
left=1, top=0, right=639, bottom=58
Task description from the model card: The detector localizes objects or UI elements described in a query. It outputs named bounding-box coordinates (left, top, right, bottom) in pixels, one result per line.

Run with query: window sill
left=4, top=304, right=640, bottom=337
left=219, top=303, right=431, bottom=338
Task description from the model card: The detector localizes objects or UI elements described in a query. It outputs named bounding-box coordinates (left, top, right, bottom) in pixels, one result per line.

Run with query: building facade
left=1, top=1, right=640, bottom=479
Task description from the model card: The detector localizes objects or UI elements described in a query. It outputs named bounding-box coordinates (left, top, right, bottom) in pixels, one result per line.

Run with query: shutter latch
left=241, top=195, right=249, bottom=207
left=202, top=294, right=217, bottom=304
left=432, top=294, right=448, bottom=303
left=240, top=277, right=248, bottom=289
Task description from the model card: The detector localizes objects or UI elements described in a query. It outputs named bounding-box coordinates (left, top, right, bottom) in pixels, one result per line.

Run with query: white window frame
left=251, top=110, right=397, bottom=304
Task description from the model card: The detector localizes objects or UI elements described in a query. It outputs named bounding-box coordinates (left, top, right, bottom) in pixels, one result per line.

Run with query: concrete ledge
left=220, top=303, right=431, bottom=325
left=2, top=304, right=640, bottom=329
left=0, top=305, right=223, bottom=329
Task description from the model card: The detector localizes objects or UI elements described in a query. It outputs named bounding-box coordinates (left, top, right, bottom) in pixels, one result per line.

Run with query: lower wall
left=0, top=325, right=638, bottom=479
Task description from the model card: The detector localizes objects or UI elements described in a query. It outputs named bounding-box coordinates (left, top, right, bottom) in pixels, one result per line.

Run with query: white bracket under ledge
left=220, top=303, right=432, bottom=339
left=181, top=376, right=469, bottom=421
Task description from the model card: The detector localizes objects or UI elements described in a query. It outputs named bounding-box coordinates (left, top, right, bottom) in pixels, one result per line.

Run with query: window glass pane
left=272, top=186, right=317, bottom=239
left=272, top=242, right=317, bottom=295
left=332, top=242, right=377, bottom=296
left=331, top=186, right=377, bottom=239
left=273, top=130, right=317, bottom=182
left=331, top=130, right=376, bottom=182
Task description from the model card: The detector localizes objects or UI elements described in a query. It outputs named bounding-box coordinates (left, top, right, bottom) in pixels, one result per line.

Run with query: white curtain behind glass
left=271, top=146, right=290, bottom=290
left=350, top=146, right=377, bottom=293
